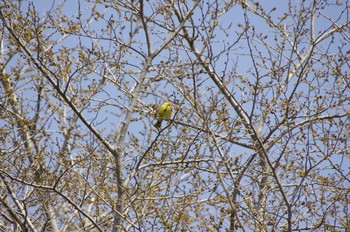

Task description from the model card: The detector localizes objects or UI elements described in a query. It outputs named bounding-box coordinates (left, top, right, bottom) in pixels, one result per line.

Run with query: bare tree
left=0, top=0, right=349, bottom=231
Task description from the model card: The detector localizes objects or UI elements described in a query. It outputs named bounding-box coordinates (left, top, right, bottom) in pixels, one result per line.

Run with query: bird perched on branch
left=155, top=101, right=172, bottom=128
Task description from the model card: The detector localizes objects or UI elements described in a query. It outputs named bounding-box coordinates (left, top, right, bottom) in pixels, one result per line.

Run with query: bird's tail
left=155, top=119, right=162, bottom=128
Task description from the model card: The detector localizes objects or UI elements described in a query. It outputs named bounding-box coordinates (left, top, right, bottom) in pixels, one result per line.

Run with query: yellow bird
left=155, top=101, right=172, bottom=128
